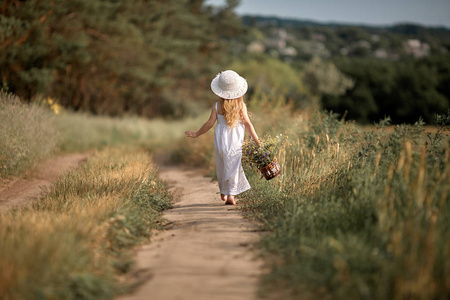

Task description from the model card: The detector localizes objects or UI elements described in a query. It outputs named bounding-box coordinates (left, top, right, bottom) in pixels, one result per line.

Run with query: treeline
left=0, top=0, right=242, bottom=117
left=323, top=55, right=450, bottom=123
left=238, top=15, right=450, bottom=123
left=242, top=15, right=450, bottom=58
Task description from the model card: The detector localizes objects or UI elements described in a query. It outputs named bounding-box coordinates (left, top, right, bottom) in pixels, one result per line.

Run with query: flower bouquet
left=242, top=134, right=285, bottom=180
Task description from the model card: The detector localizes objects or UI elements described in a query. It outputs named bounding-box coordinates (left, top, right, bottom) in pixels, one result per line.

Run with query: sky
left=205, top=0, right=450, bottom=28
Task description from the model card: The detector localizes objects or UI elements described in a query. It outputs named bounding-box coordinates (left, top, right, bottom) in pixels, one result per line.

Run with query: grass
left=0, top=92, right=58, bottom=177
left=0, top=92, right=207, bottom=178
left=0, top=93, right=206, bottom=299
left=55, top=111, right=206, bottom=154
left=0, top=147, right=172, bottom=300
left=172, top=94, right=450, bottom=299
left=239, top=111, right=450, bottom=299
left=0, top=94, right=189, bottom=299
left=3, top=90, right=449, bottom=299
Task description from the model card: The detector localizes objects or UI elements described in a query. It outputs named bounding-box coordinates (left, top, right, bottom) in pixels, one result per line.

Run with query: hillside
left=241, top=15, right=450, bottom=60
left=235, top=15, right=450, bottom=124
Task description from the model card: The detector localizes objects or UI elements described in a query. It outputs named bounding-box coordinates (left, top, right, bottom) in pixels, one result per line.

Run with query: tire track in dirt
left=0, top=152, right=90, bottom=212
left=117, top=167, right=263, bottom=300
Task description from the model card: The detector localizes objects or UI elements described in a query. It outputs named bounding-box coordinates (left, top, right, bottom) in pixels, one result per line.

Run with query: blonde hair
left=220, top=97, right=244, bottom=127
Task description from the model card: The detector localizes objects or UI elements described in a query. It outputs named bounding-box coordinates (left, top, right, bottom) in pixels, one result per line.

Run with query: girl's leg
left=225, top=195, right=236, bottom=205
left=215, top=149, right=226, bottom=202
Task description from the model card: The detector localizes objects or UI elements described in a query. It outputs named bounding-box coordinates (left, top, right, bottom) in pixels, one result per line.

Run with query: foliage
left=0, top=148, right=172, bottom=300
left=303, top=56, right=354, bottom=97
left=425, top=109, right=450, bottom=167
left=0, top=0, right=242, bottom=118
left=229, top=54, right=314, bottom=109
left=242, top=134, right=287, bottom=169
left=0, top=91, right=58, bottom=177
left=238, top=15, right=450, bottom=124
left=323, top=56, right=450, bottom=123
left=238, top=108, right=450, bottom=299
left=230, top=54, right=306, bottom=96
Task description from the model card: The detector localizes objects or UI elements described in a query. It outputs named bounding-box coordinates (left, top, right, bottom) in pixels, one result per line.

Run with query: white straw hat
left=211, top=70, right=248, bottom=99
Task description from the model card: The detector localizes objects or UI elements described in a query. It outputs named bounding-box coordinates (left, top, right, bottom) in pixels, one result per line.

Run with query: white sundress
left=214, top=102, right=251, bottom=196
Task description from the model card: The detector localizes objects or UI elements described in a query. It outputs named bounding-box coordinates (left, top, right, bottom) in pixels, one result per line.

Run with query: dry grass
left=0, top=92, right=58, bottom=177
left=239, top=110, right=450, bottom=299
left=0, top=148, right=172, bottom=300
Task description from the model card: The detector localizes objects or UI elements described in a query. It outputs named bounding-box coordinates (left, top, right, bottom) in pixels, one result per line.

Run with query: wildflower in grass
left=242, top=134, right=287, bottom=170
left=46, top=97, right=61, bottom=114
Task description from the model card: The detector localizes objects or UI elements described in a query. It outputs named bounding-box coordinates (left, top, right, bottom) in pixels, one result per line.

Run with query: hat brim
left=211, top=74, right=248, bottom=99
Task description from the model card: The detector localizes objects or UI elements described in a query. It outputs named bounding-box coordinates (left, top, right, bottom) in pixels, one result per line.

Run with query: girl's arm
left=241, top=103, right=261, bottom=146
left=185, top=105, right=217, bottom=138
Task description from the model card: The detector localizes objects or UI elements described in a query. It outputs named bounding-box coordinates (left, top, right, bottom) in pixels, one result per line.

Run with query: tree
left=0, top=0, right=244, bottom=117
left=324, top=57, right=450, bottom=123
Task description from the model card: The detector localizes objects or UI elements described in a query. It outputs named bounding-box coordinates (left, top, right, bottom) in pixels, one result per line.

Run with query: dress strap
left=215, top=102, right=218, bottom=115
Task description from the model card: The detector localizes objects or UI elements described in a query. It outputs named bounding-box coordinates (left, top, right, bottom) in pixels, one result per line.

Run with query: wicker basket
left=258, top=158, right=281, bottom=180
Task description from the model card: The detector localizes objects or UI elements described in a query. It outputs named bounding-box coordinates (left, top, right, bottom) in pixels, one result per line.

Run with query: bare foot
left=221, top=193, right=226, bottom=201
left=225, top=195, right=236, bottom=205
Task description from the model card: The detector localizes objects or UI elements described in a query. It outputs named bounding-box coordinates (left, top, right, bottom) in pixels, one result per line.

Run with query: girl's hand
left=185, top=131, right=198, bottom=138
left=252, top=137, right=261, bottom=147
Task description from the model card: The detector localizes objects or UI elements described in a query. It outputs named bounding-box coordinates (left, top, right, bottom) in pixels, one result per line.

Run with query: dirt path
left=117, top=167, right=263, bottom=300
left=0, top=152, right=90, bottom=212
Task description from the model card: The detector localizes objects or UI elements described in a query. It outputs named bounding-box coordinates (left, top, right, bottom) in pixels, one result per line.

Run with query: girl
left=185, top=70, right=260, bottom=205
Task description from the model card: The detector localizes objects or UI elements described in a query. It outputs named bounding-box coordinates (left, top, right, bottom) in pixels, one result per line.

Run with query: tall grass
left=240, top=111, right=450, bottom=299
left=0, top=148, right=172, bottom=300
left=172, top=94, right=450, bottom=299
left=0, top=92, right=58, bottom=177
left=55, top=112, right=205, bottom=153
left=0, top=91, right=206, bottom=178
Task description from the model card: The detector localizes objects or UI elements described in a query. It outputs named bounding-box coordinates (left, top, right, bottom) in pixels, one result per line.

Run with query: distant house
left=374, top=48, right=388, bottom=59
left=279, top=46, right=297, bottom=57
left=404, top=39, right=430, bottom=58
left=262, top=28, right=297, bottom=57
left=265, top=29, right=288, bottom=49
